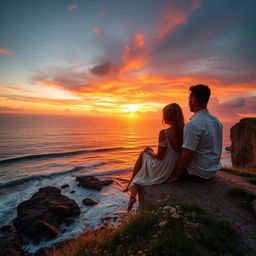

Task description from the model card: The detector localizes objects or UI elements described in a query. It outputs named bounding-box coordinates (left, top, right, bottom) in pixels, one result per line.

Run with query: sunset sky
left=0, top=0, right=255, bottom=122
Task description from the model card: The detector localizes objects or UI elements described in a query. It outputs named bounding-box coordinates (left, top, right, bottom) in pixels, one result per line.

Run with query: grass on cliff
left=47, top=199, right=244, bottom=256
left=221, top=167, right=256, bottom=184
left=227, top=187, right=256, bottom=210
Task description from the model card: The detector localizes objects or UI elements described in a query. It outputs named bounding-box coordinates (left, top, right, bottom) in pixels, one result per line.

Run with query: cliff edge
left=139, top=171, right=256, bottom=255
left=231, top=118, right=256, bottom=168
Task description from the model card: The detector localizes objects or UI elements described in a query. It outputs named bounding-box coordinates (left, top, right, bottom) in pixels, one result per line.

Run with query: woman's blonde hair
left=162, top=103, right=184, bottom=133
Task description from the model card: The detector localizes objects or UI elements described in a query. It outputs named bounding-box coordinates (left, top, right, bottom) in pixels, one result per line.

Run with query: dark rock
left=76, top=176, right=113, bottom=191
left=0, top=232, right=28, bottom=256
left=70, top=190, right=76, bottom=194
left=35, top=221, right=58, bottom=238
left=82, top=198, right=98, bottom=206
left=13, top=186, right=80, bottom=241
left=0, top=224, right=12, bottom=233
left=64, top=219, right=74, bottom=226
left=230, top=118, right=256, bottom=168
left=103, top=216, right=112, bottom=221
left=61, top=184, right=69, bottom=189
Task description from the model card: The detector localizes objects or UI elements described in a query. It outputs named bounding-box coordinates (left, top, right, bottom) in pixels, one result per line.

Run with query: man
left=165, top=84, right=223, bottom=183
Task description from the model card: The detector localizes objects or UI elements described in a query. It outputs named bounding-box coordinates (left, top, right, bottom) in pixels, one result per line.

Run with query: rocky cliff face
left=230, top=118, right=256, bottom=168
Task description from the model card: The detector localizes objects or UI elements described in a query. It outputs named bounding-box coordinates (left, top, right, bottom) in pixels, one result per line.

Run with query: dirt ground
left=139, top=170, right=256, bottom=256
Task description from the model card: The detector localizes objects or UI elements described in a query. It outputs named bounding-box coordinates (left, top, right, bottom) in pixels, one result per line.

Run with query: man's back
left=183, top=109, right=223, bottom=179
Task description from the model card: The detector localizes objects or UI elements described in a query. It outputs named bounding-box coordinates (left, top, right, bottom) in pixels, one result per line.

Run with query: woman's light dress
left=129, top=129, right=181, bottom=188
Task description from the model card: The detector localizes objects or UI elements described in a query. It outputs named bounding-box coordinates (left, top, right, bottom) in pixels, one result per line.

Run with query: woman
left=123, top=103, right=184, bottom=211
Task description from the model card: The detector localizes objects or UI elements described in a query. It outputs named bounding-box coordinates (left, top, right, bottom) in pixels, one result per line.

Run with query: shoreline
left=1, top=168, right=255, bottom=255
left=0, top=156, right=232, bottom=253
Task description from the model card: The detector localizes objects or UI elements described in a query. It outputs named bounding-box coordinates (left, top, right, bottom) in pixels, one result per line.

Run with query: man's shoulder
left=186, top=115, right=202, bottom=128
left=208, top=113, right=223, bottom=126
left=184, top=119, right=201, bottom=134
left=191, top=111, right=222, bottom=126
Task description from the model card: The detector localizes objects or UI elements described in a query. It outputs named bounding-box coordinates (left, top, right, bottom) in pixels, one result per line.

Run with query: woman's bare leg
left=123, top=151, right=143, bottom=192
left=127, top=184, right=140, bottom=211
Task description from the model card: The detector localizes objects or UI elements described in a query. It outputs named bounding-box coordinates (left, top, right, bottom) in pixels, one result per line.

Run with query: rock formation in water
left=13, top=186, right=80, bottom=241
left=230, top=118, right=256, bottom=168
left=76, top=176, right=113, bottom=190
left=0, top=232, right=29, bottom=256
left=82, top=198, right=98, bottom=206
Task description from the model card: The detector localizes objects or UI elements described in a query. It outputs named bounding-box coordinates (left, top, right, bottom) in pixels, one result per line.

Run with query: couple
left=123, top=84, right=223, bottom=211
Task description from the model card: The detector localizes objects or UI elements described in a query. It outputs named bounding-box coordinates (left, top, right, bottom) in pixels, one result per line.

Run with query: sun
left=120, top=104, right=140, bottom=117
left=125, top=104, right=139, bottom=112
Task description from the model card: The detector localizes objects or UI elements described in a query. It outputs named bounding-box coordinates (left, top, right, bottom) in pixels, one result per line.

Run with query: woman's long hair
left=162, top=103, right=184, bottom=136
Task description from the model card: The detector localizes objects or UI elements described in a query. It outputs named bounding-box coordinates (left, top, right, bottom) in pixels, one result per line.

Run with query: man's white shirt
left=182, top=109, right=223, bottom=179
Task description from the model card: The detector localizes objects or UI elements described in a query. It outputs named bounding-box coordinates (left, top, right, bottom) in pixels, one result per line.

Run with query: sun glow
left=122, top=104, right=139, bottom=113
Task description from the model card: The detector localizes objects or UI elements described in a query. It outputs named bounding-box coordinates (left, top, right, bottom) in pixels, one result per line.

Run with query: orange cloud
left=0, top=48, right=14, bottom=55
left=155, top=0, right=201, bottom=40
left=120, top=33, right=148, bottom=74
left=93, top=27, right=104, bottom=36
left=6, top=0, right=253, bottom=120
left=131, top=33, right=145, bottom=47
left=66, top=4, right=77, bottom=11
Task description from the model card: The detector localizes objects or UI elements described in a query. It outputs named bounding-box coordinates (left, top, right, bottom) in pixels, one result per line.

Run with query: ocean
left=0, top=113, right=232, bottom=252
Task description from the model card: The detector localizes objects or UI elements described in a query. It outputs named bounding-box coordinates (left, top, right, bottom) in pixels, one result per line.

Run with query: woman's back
left=165, top=127, right=183, bottom=153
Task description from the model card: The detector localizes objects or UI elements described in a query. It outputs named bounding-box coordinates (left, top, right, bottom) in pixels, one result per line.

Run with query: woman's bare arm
left=146, top=130, right=166, bottom=160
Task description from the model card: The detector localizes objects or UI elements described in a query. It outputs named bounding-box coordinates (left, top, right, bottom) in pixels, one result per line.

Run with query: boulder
left=13, top=186, right=80, bottom=240
left=64, top=219, right=74, bottom=226
left=76, top=176, right=113, bottom=190
left=230, top=118, right=256, bottom=168
left=0, top=232, right=29, bottom=256
left=0, top=225, right=12, bottom=233
left=82, top=198, right=98, bottom=206
left=61, top=184, right=69, bottom=189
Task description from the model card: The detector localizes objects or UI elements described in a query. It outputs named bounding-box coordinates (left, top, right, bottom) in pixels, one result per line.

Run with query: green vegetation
left=47, top=199, right=244, bottom=256
left=247, top=177, right=256, bottom=184
left=227, top=187, right=256, bottom=209
left=221, top=167, right=256, bottom=184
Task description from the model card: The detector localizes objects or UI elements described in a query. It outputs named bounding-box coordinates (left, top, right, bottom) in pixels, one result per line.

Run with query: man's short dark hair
left=189, top=84, right=211, bottom=106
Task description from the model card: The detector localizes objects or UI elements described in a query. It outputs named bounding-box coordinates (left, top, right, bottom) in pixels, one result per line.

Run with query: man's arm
left=164, top=148, right=194, bottom=183
left=174, top=148, right=195, bottom=176
left=164, top=121, right=199, bottom=183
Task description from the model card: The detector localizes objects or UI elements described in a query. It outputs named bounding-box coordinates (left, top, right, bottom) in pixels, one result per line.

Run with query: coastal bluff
left=230, top=118, right=256, bottom=168
left=139, top=171, right=256, bottom=255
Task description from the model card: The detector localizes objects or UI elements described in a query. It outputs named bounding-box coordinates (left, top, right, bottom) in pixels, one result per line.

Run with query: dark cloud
left=89, top=61, right=114, bottom=76
left=220, top=97, right=245, bottom=108
left=209, top=96, right=256, bottom=121
left=0, top=94, right=80, bottom=105
left=218, top=96, right=256, bottom=111
left=30, top=65, right=94, bottom=93
left=149, top=0, right=256, bottom=85
left=0, top=106, right=25, bottom=112
left=245, top=96, right=256, bottom=112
